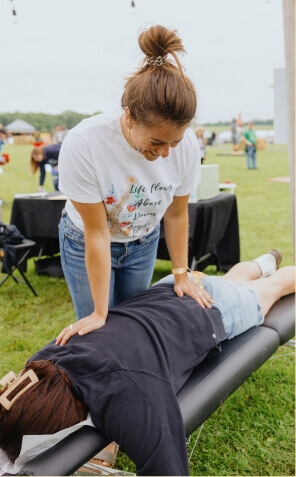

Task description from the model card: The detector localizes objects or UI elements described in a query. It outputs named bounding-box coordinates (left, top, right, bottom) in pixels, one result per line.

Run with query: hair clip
left=0, top=369, right=39, bottom=410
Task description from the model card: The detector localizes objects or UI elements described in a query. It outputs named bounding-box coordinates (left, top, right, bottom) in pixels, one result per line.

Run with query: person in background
left=208, top=131, right=216, bottom=146
left=243, top=122, right=257, bottom=169
left=33, top=130, right=42, bottom=143
left=0, top=129, right=7, bottom=154
left=30, top=143, right=61, bottom=191
left=57, top=24, right=205, bottom=335
left=195, top=128, right=206, bottom=164
left=230, top=118, right=237, bottom=146
left=53, top=125, right=68, bottom=144
left=231, top=115, right=243, bottom=151
left=235, top=114, right=243, bottom=147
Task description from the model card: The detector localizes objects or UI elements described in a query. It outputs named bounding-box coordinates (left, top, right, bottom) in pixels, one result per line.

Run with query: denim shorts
left=59, top=211, right=160, bottom=318
left=154, top=274, right=264, bottom=340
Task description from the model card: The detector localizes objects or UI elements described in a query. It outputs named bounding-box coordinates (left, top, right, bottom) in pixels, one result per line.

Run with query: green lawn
left=0, top=142, right=294, bottom=476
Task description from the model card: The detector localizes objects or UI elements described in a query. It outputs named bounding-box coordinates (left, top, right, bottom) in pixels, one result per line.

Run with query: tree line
left=203, top=119, right=273, bottom=127
left=0, top=110, right=101, bottom=132
left=0, top=111, right=273, bottom=133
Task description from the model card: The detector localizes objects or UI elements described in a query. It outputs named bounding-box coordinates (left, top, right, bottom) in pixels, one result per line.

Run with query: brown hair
left=30, top=147, right=44, bottom=175
left=121, top=25, right=197, bottom=127
left=0, top=360, right=87, bottom=463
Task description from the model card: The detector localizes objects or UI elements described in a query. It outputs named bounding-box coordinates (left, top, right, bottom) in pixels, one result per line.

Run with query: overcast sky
left=1, top=0, right=285, bottom=123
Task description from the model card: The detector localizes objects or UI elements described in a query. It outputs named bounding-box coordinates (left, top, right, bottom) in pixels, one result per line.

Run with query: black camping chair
left=0, top=239, right=38, bottom=296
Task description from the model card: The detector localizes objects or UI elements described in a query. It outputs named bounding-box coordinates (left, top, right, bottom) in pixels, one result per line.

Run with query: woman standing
left=195, top=129, right=206, bottom=164
left=58, top=25, right=212, bottom=341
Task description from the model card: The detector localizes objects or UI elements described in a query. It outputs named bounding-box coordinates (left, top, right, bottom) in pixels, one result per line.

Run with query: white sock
left=253, top=253, right=277, bottom=277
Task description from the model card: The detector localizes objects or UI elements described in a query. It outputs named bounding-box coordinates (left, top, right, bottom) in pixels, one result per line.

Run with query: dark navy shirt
left=29, top=284, right=226, bottom=476
left=39, top=143, right=61, bottom=185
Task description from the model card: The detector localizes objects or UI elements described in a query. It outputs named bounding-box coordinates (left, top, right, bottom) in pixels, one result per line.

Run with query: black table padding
left=157, top=193, right=240, bottom=271
left=16, top=427, right=107, bottom=477
left=262, top=293, right=295, bottom=345
left=179, top=326, right=279, bottom=436
left=15, top=293, right=294, bottom=476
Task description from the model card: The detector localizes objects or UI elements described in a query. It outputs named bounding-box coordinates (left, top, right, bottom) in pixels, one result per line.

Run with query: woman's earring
left=128, top=128, right=132, bottom=148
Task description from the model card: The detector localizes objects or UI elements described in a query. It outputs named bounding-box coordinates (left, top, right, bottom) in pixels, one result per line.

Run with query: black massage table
left=7, top=293, right=295, bottom=476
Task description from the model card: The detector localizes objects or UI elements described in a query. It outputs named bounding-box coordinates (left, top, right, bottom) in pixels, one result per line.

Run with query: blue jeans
left=59, top=211, right=160, bottom=319
left=246, top=145, right=257, bottom=169
left=51, top=168, right=59, bottom=191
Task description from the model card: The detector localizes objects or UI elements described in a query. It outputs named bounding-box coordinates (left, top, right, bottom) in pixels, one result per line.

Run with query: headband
left=0, top=370, right=39, bottom=410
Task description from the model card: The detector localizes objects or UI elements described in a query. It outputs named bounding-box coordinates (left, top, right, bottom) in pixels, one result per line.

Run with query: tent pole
left=283, top=0, right=295, bottom=259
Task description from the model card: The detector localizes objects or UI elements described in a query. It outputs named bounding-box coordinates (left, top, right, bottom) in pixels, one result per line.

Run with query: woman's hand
left=164, top=196, right=213, bottom=309
left=55, top=311, right=107, bottom=346
left=174, top=274, right=214, bottom=308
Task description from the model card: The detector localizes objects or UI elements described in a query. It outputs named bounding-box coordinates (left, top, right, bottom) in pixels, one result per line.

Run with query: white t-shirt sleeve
left=174, top=130, right=201, bottom=197
left=58, top=131, right=103, bottom=203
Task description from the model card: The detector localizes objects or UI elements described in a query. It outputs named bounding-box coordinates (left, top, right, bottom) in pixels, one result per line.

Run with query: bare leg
left=221, top=250, right=281, bottom=282
left=221, top=260, right=262, bottom=282
left=241, top=266, right=295, bottom=316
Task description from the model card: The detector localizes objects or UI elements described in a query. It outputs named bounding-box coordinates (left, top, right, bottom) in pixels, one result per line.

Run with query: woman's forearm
left=164, top=196, right=189, bottom=270
left=164, top=215, right=188, bottom=269
left=70, top=200, right=112, bottom=320
left=84, top=228, right=111, bottom=319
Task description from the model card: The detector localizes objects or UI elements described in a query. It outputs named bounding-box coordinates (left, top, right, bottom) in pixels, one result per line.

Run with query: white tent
left=5, top=119, right=36, bottom=134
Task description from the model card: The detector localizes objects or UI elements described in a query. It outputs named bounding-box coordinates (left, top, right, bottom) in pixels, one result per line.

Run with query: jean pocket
left=63, top=215, right=85, bottom=245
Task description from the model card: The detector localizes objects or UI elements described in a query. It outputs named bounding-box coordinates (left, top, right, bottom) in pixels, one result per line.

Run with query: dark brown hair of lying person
left=0, top=360, right=86, bottom=463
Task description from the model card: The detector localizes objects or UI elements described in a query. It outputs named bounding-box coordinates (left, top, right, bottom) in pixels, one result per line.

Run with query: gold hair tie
left=146, top=55, right=167, bottom=66
left=0, top=370, right=39, bottom=410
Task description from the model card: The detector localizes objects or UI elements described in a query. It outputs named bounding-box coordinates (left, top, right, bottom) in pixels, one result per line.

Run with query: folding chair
left=0, top=239, right=38, bottom=296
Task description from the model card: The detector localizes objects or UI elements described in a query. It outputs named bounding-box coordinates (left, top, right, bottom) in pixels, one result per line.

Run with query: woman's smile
left=121, top=113, right=188, bottom=162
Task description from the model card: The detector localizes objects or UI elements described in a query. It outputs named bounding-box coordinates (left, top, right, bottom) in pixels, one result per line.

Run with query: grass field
left=0, top=142, right=294, bottom=476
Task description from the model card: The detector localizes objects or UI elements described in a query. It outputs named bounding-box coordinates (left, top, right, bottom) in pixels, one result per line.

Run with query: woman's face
left=123, top=110, right=189, bottom=161
left=32, top=153, right=44, bottom=163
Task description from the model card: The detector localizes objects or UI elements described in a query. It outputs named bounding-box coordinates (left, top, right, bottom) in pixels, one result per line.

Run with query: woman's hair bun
left=138, top=25, right=185, bottom=59
left=122, top=24, right=196, bottom=126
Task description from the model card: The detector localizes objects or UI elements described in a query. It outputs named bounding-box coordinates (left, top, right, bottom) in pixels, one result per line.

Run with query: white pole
left=282, top=0, right=295, bottom=258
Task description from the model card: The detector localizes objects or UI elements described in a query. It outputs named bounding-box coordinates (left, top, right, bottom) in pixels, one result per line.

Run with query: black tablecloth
left=10, top=193, right=240, bottom=272
left=157, top=193, right=240, bottom=272
left=10, top=194, right=66, bottom=257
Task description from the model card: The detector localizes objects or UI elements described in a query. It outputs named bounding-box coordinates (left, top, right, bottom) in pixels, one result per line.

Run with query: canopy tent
left=5, top=119, right=36, bottom=134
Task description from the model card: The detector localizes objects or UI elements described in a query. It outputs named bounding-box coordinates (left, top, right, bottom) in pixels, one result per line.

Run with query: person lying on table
left=0, top=250, right=294, bottom=476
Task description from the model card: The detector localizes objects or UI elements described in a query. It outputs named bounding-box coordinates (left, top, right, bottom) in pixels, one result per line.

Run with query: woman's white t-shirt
left=58, top=111, right=201, bottom=243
